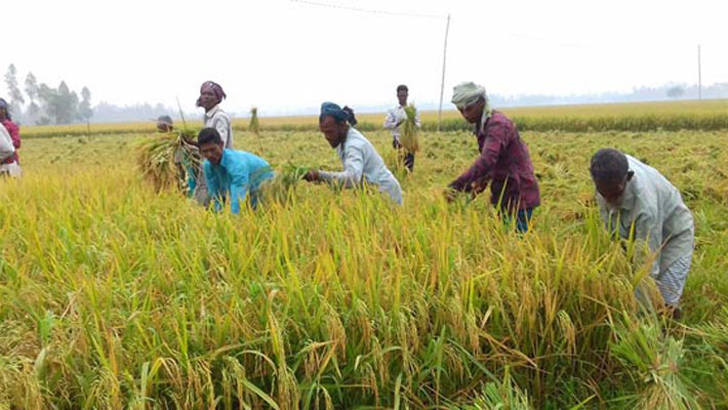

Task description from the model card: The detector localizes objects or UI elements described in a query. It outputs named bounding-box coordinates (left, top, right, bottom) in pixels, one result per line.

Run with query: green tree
left=667, top=86, right=685, bottom=99
left=24, top=72, right=41, bottom=124
left=78, top=86, right=93, bottom=122
left=36, top=81, right=81, bottom=125
left=4, top=64, right=25, bottom=118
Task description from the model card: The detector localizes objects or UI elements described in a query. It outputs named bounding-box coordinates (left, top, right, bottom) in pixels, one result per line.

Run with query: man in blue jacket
left=197, top=127, right=273, bottom=213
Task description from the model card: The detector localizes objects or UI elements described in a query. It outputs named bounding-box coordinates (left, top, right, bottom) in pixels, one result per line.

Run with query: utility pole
left=437, top=14, right=451, bottom=132
left=697, top=45, right=702, bottom=100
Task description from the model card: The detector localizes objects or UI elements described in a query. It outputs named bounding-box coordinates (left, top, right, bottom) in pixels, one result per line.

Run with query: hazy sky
left=2, top=0, right=727, bottom=115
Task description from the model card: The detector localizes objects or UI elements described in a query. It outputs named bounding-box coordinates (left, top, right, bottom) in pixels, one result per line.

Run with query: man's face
left=457, top=98, right=484, bottom=124
left=397, top=89, right=408, bottom=106
left=200, top=141, right=224, bottom=165
left=595, top=175, right=629, bottom=207
left=319, top=116, right=347, bottom=148
left=199, top=91, right=218, bottom=111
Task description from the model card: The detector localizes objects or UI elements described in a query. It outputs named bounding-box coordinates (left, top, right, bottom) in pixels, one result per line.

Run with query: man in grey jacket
left=590, top=148, right=694, bottom=318
left=304, top=102, right=402, bottom=205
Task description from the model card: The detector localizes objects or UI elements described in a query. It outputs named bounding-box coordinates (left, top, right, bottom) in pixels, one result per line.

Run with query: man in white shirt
left=305, top=102, right=403, bottom=205
left=194, top=81, right=234, bottom=205
left=384, top=85, right=420, bottom=172
left=590, top=148, right=694, bottom=318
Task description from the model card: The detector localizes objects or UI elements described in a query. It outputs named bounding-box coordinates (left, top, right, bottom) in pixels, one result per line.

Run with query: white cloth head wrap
left=451, top=82, right=492, bottom=122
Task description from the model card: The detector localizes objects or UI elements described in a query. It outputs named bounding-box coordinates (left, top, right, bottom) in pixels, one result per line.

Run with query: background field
left=21, top=99, right=728, bottom=139
left=1, top=101, right=728, bottom=408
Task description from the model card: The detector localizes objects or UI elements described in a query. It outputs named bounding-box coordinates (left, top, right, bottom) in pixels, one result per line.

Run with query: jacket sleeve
left=319, top=145, right=364, bottom=189
left=449, top=121, right=509, bottom=191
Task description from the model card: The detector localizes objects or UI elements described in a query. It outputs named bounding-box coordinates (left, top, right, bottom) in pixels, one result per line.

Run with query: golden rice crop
left=1, top=123, right=727, bottom=408
left=22, top=99, right=728, bottom=139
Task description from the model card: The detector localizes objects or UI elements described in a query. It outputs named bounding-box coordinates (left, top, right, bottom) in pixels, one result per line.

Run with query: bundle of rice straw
left=136, top=129, right=202, bottom=193
left=258, top=162, right=309, bottom=205
left=250, top=107, right=260, bottom=136
left=400, top=104, right=420, bottom=153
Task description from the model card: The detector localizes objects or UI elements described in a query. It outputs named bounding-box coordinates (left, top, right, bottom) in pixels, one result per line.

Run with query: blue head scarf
left=320, top=102, right=347, bottom=122
left=320, top=102, right=358, bottom=126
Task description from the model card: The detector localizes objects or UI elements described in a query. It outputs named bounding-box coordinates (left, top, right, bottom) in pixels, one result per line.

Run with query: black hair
left=396, top=84, right=408, bottom=93
left=197, top=127, right=222, bottom=146
left=590, top=148, right=629, bottom=183
left=342, top=106, right=357, bottom=126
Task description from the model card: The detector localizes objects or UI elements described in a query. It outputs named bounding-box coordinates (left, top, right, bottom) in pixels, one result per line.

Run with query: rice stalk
left=135, top=129, right=201, bottom=193
left=250, top=107, right=261, bottom=137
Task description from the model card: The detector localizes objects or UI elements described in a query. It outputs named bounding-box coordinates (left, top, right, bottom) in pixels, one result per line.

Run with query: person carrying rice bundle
left=384, top=84, right=420, bottom=172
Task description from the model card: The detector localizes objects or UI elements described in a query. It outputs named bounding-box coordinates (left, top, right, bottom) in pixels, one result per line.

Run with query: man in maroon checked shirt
left=446, top=82, right=540, bottom=232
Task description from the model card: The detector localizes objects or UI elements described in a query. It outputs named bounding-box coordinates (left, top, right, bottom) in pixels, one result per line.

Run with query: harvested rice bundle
left=250, top=107, right=260, bottom=137
left=136, top=129, right=201, bottom=193
left=400, top=104, right=420, bottom=153
left=259, top=162, right=309, bottom=205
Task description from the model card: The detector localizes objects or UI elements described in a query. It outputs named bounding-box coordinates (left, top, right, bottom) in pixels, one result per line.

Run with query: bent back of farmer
left=590, top=148, right=694, bottom=312
left=198, top=128, right=273, bottom=213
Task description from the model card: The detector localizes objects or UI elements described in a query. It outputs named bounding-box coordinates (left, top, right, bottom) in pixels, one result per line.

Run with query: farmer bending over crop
left=590, top=148, right=694, bottom=318
left=198, top=127, right=273, bottom=213
left=384, top=84, right=420, bottom=172
left=0, top=98, right=22, bottom=177
left=303, top=102, right=403, bottom=205
left=446, top=82, right=540, bottom=232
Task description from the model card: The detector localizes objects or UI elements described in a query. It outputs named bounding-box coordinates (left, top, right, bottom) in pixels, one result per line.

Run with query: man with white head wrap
left=447, top=82, right=540, bottom=232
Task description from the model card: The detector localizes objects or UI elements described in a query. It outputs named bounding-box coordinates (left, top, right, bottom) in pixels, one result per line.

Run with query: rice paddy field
left=1, top=100, right=728, bottom=409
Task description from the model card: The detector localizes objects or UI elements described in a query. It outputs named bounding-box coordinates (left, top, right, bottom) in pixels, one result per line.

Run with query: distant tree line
left=4, top=64, right=93, bottom=125
left=488, top=83, right=728, bottom=107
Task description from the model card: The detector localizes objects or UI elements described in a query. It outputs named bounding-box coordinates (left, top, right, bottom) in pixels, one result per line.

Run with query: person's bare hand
left=444, top=187, right=458, bottom=203
left=303, top=170, right=320, bottom=182
left=471, top=178, right=489, bottom=194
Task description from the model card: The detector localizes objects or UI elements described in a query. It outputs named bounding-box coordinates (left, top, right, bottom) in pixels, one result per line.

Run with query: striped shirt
left=204, top=105, right=234, bottom=149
